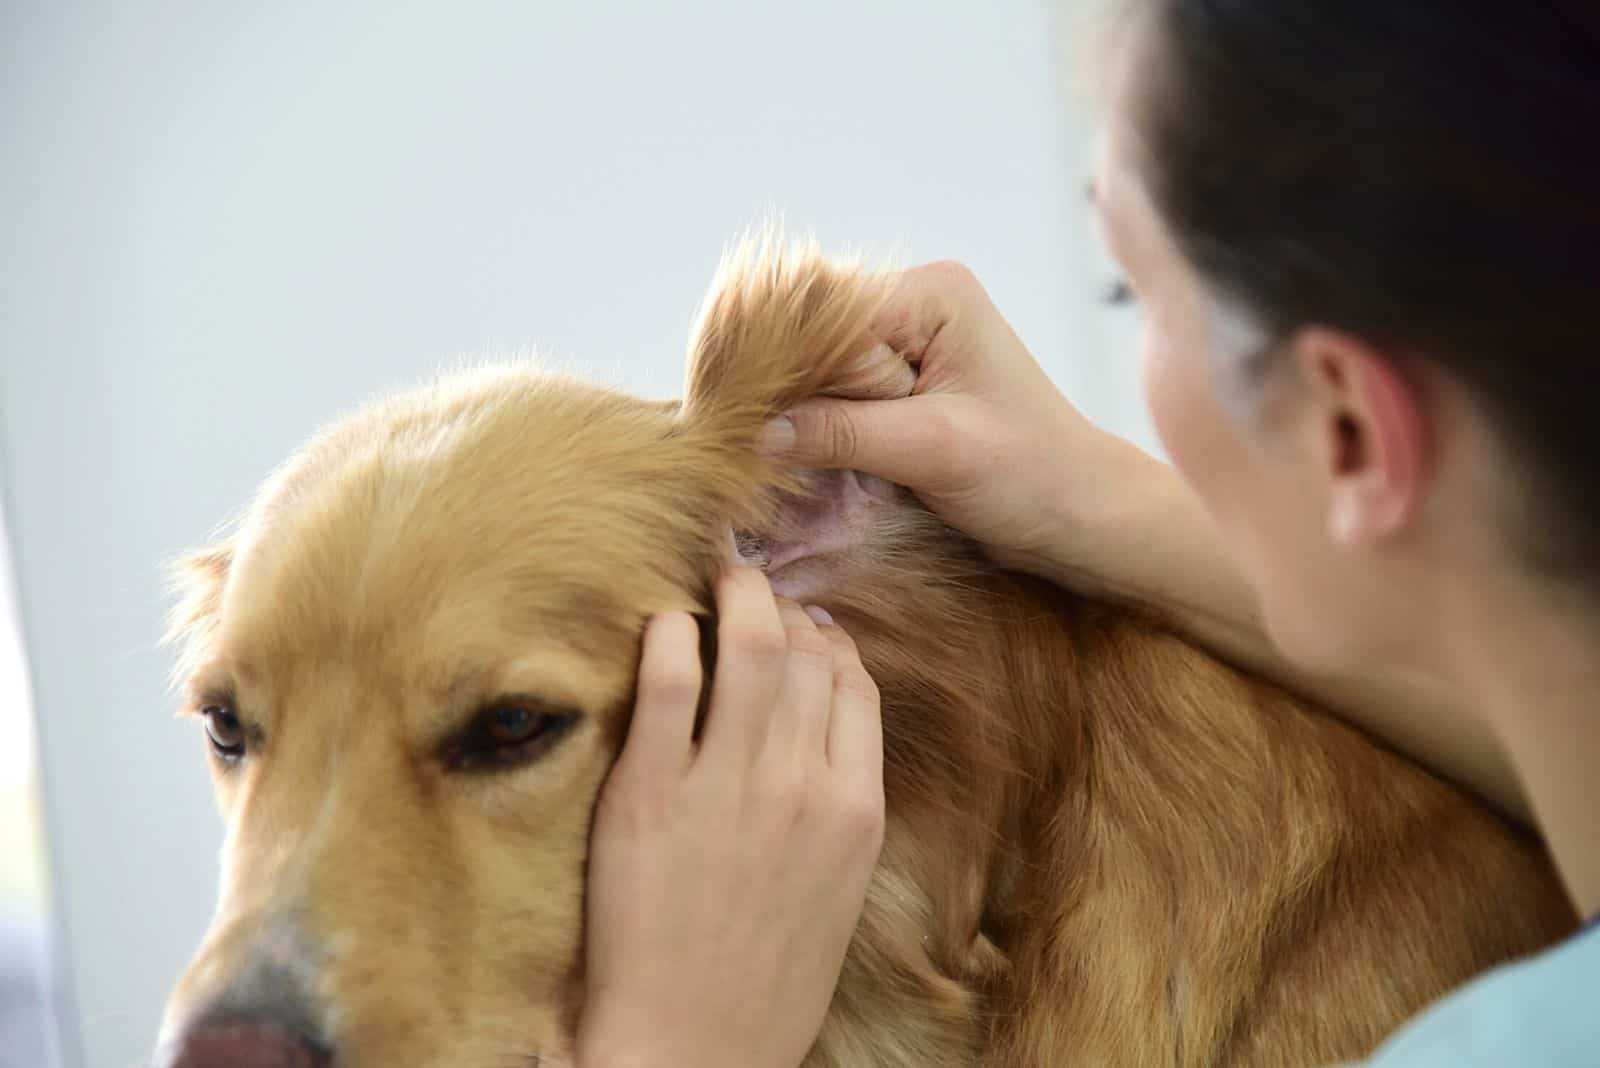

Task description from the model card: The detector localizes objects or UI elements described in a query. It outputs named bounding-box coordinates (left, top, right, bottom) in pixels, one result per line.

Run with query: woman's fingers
left=581, top=576, right=885, bottom=1068
left=825, top=341, right=918, bottom=401
left=762, top=600, right=836, bottom=764
left=698, top=566, right=787, bottom=763
left=869, top=260, right=988, bottom=366
left=821, top=624, right=884, bottom=802
left=769, top=392, right=964, bottom=484
left=620, top=611, right=704, bottom=785
left=764, top=260, right=1006, bottom=486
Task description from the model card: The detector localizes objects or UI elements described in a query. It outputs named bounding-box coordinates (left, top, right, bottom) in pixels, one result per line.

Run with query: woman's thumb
left=765, top=396, right=949, bottom=489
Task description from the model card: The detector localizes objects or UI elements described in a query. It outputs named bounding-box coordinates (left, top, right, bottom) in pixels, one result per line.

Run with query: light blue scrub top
left=1365, top=915, right=1599, bottom=1065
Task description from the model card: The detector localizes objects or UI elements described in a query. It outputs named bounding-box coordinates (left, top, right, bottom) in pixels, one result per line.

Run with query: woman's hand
left=764, top=260, right=1150, bottom=586
left=576, top=567, right=885, bottom=1068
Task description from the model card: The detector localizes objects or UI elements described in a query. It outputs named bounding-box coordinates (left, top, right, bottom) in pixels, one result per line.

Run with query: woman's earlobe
left=1328, top=455, right=1413, bottom=548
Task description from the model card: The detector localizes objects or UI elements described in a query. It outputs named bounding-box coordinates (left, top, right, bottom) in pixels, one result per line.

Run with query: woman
left=576, top=2, right=1599, bottom=1065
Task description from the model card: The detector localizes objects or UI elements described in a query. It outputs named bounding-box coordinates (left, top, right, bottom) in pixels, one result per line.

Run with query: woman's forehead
left=1089, top=128, right=1163, bottom=275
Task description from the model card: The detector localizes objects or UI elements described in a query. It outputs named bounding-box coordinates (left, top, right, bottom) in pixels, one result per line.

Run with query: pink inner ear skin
left=737, top=469, right=901, bottom=602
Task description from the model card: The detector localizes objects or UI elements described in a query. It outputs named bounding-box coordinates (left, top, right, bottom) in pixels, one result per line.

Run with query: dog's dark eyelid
left=438, top=698, right=582, bottom=774
left=193, top=685, right=238, bottom=716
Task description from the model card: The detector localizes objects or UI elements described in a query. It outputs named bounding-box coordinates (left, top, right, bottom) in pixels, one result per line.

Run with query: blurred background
left=0, top=1, right=1152, bottom=1065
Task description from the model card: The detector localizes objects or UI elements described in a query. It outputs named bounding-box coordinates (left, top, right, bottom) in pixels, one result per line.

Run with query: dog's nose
left=159, top=1021, right=332, bottom=1068
left=159, top=913, right=332, bottom=1067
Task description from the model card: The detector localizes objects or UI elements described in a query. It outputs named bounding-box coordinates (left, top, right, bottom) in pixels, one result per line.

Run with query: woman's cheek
left=1140, top=322, right=1272, bottom=572
left=1139, top=324, right=1214, bottom=491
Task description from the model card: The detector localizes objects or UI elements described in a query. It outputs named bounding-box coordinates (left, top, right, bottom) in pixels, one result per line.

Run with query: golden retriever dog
left=157, top=238, right=1575, bottom=1068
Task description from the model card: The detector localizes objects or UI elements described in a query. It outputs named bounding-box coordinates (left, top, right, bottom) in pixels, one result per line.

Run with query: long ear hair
left=681, top=231, right=901, bottom=441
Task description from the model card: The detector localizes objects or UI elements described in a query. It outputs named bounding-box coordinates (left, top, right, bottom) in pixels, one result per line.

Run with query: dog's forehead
left=214, top=366, right=714, bottom=687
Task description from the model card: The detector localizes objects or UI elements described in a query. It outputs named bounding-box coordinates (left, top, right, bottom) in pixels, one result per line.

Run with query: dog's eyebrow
left=180, top=665, right=237, bottom=715
left=430, top=665, right=547, bottom=724
left=441, top=663, right=493, bottom=702
left=438, top=657, right=590, bottom=710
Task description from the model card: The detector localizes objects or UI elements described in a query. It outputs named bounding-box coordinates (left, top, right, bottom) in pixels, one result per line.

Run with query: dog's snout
left=159, top=1021, right=331, bottom=1068
left=159, top=915, right=333, bottom=1068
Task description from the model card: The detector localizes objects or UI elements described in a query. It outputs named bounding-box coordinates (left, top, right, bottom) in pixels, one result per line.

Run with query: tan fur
left=164, top=236, right=1575, bottom=1067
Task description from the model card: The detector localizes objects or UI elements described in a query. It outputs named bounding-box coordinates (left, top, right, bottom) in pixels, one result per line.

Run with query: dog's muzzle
left=156, top=1020, right=331, bottom=1068
left=156, top=913, right=334, bottom=1068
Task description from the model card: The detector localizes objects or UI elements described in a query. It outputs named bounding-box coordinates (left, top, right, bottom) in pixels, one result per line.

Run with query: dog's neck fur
left=792, top=504, right=1090, bottom=1063
left=795, top=496, right=1573, bottom=1066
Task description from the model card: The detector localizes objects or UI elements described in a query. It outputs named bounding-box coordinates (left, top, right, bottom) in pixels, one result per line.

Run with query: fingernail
left=803, top=605, right=834, bottom=626
left=763, top=414, right=796, bottom=455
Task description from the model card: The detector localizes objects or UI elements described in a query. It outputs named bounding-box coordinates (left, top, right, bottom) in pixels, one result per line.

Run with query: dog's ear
left=680, top=231, right=914, bottom=452
left=164, top=540, right=233, bottom=689
left=677, top=232, right=926, bottom=589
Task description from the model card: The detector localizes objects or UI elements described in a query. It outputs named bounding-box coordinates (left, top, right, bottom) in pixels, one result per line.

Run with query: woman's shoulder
left=1364, top=920, right=1599, bottom=1066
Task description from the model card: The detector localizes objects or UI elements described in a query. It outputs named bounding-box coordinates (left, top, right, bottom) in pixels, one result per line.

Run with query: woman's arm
left=773, top=260, right=1529, bottom=827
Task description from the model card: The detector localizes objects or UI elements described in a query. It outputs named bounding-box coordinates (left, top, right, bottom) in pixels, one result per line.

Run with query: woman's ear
left=1287, top=327, right=1429, bottom=548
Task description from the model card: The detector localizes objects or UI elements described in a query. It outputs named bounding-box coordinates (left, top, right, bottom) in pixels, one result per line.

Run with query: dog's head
left=156, top=239, right=923, bottom=1067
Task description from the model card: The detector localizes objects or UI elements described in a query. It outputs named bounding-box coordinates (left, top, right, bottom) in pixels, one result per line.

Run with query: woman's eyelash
left=1103, top=279, right=1137, bottom=307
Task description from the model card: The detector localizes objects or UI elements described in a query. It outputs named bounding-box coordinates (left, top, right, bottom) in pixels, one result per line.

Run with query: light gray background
left=1, top=2, right=1152, bottom=1065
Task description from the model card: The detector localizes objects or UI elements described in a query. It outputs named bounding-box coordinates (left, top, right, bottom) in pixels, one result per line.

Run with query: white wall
left=0, top=2, right=1154, bottom=1065
left=0, top=497, right=67, bottom=1068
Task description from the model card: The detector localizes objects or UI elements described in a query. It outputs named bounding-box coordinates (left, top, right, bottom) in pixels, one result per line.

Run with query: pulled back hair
left=1127, top=1, right=1600, bottom=577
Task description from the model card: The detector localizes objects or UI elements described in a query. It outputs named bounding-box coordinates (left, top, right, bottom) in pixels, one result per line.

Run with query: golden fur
left=163, top=238, right=1575, bottom=1067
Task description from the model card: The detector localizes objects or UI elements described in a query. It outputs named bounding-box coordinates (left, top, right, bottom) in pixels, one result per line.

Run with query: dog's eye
left=202, top=704, right=247, bottom=762
left=485, top=703, right=544, bottom=746
left=443, top=699, right=579, bottom=774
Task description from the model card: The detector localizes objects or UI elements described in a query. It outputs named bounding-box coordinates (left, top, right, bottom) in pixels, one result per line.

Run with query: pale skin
left=576, top=572, right=885, bottom=1068
left=574, top=56, right=1600, bottom=1068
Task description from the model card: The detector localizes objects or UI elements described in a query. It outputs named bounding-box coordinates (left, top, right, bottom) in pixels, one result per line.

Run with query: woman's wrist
left=1015, top=432, right=1280, bottom=666
left=1014, top=432, right=1188, bottom=602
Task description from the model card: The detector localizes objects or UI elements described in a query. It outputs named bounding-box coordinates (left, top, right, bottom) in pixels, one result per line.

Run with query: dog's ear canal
left=692, top=611, right=717, bottom=742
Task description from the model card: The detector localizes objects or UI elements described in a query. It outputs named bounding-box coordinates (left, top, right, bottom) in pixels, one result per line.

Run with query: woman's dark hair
left=1129, top=1, right=1600, bottom=576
